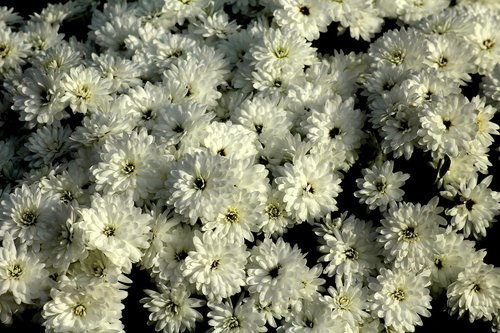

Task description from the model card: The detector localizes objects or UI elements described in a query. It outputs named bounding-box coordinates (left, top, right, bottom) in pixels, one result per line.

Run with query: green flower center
left=7, top=263, right=24, bottom=280
left=269, top=264, right=281, bottom=278
left=75, top=84, right=92, bottom=101
left=336, top=295, right=352, bottom=310
left=299, top=6, right=310, bottom=15
left=0, top=43, right=11, bottom=59
left=103, top=225, right=116, bottom=237
left=482, top=38, right=495, bottom=50
left=391, top=288, right=406, bottom=301
left=223, top=316, right=240, bottom=329
left=210, top=259, right=220, bottom=270
left=122, top=162, right=136, bottom=175
left=225, top=208, right=239, bottom=224
left=344, top=247, right=359, bottom=260
left=402, top=227, right=418, bottom=241
left=73, top=304, right=87, bottom=317
left=60, top=190, right=74, bottom=204
left=274, top=47, right=289, bottom=59
left=266, top=203, right=283, bottom=220
left=165, top=300, right=179, bottom=315
left=20, top=210, right=38, bottom=226
left=389, top=50, right=405, bottom=65
left=436, top=56, right=448, bottom=68
left=193, top=177, right=206, bottom=190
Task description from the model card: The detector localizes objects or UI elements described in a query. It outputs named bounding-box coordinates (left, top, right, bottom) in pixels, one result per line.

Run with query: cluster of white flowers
left=0, top=0, right=499, bottom=332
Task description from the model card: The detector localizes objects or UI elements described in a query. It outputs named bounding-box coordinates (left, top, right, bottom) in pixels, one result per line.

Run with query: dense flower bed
left=0, top=0, right=499, bottom=332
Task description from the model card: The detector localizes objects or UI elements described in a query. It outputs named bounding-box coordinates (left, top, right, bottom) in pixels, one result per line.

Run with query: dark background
left=1, top=0, right=499, bottom=332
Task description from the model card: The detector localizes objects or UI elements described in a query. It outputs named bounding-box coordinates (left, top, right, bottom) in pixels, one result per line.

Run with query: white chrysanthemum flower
left=469, top=95, right=500, bottom=148
left=90, top=52, right=142, bottom=93
left=31, top=40, right=82, bottom=74
left=163, top=58, right=225, bottom=108
left=273, top=0, right=332, bottom=41
left=39, top=163, right=90, bottom=207
left=275, top=153, right=342, bottom=223
left=277, top=297, right=343, bottom=333
left=304, top=96, right=366, bottom=166
left=465, top=16, right=500, bottom=74
left=369, top=268, right=432, bottom=333
left=91, top=127, right=164, bottom=202
left=377, top=197, right=447, bottom=270
left=354, top=161, right=410, bottom=212
left=368, top=84, right=421, bottom=160
left=481, top=63, right=500, bottom=102
left=34, top=1, right=85, bottom=25
left=232, top=158, right=270, bottom=204
left=163, top=0, right=210, bottom=25
left=313, top=210, right=346, bottom=238
left=417, top=94, right=478, bottom=159
left=78, top=193, right=152, bottom=273
left=319, top=214, right=380, bottom=279
left=413, top=6, right=473, bottom=37
left=0, top=6, right=22, bottom=26
left=295, top=263, right=325, bottom=305
left=231, top=95, right=292, bottom=144
left=59, top=65, right=113, bottom=114
left=123, top=81, right=172, bottom=130
left=23, top=20, right=64, bottom=53
left=201, top=121, right=259, bottom=161
left=260, top=187, right=294, bottom=238
left=0, top=292, right=24, bottom=326
left=141, top=284, right=205, bottom=333
left=167, top=150, right=236, bottom=223
left=304, top=51, right=361, bottom=102
left=429, top=227, right=485, bottom=296
left=69, top=98, right=136, bottom=150
left=140, top=206, right=182, bottom=271
left=396, top=0, right=450, bottom=24
left=42, top=277, right=127, bottom=333
left=0, top=27, right=30, bottom=71
left=334, top=0, right=384, bottom=41
left=88, top=0, right=140, bottom=54
left=203, top=188, right=264, bottom=243
left=401, top=69, right=461, bottom=108
left=438, top=153, right=483, bottom=189
left=24, top=122, right=72, bottom=168
left=0, top=233, right=49, bottom=305
left=135, top=0, right=176, bottom=29
left=182, top=230, right=248, bottom=301
left=284, top=69, right=329, bottom=128
left=152, top=101, right=214, bottom=153
left=447, top=263, right=500, bottom=323
left=70, top=250, right=131, bottom=287
left=424, top=35, right=474, bottom=84
left=207, top=297, right=266, bottom=333
left=191, top=10, right=240, bottom=40
left=363, top=66, right=410, bottom=102
left=441, top=175, right=500, bottom=239
left=153, top=223, right=195, bottom=287
left=368, top=28, right=427, bottom=70
left=321, top=276, right=371, bottom=333
left=250, top=27, right=316, bottom=72
left=0, top=184, right=61, bottom=251
left=38, top=207, right=87, bottom=274
left=251, top=66, right=305, bottom=99
left=246, top=237, right=310, bottom=316
left=12, top=67, right=68, bottom=128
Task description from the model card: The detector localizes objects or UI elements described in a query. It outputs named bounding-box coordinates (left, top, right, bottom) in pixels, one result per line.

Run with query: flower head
left=369, top=268, right=432, bottom=332
left=354, top=160, right=410, bottom=212
left=182, top=230, right=248, bottom=301
left=141, top=284, right=205, bottom=333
